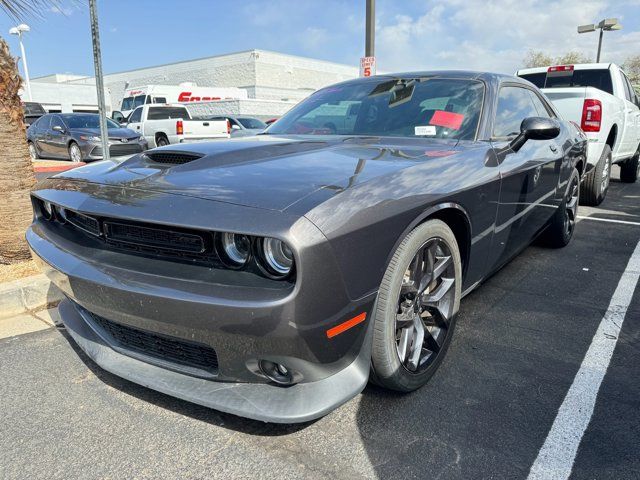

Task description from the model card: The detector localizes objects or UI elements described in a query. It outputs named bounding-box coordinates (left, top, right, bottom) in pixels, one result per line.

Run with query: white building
left=23, top=75, right=111, bottom=114
left=35, top=50, right=359, bottom=119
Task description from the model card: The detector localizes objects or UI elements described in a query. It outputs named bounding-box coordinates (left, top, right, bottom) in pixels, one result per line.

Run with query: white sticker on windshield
left=415, top=125, right=436, bottom=136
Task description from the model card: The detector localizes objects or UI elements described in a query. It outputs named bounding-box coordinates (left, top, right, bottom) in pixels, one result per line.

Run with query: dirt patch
left=0, top=260, right=40, bottom=283
left=32, top=159, right=74, bottom=168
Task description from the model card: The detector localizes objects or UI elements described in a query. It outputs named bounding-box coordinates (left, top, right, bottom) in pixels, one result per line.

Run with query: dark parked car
left=26, top=113, right=148, bottom=162
left=22, top=101, right=46, bottom=127
left=28, top=72, right=587, bottom=423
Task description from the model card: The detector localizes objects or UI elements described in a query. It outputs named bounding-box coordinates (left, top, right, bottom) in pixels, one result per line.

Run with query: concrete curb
left=0, top=274, right=63, bottom=319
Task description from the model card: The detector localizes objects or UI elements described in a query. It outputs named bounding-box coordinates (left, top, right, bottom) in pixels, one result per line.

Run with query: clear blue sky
left=1, top=0, right=638, bottom=79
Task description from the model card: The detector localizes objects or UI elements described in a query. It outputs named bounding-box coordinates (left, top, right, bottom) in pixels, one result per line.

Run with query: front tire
left=580, top=145, right=611, bottom=206
left=541, top=167, right=579, bottom=248
left=68, top=142, right=83, bottom=163
left=620, top=145, right=639, bottom=183
left=370, top=219, right=462, bottom=392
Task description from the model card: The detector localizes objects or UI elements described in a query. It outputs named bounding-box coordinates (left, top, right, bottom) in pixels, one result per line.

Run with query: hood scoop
left=145, top=151, right=204, bottom=165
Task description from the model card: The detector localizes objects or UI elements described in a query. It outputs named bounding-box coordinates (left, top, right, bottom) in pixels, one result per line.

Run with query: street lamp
left=9, top=23, right=32, bottom=101
left=577, top=18, right=622, bottom=63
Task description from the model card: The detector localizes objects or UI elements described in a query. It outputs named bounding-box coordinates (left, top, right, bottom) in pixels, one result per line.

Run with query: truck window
left=534, top=69, right=614, bottom=95
left=621, top=73, right=634, bottom=102
left=147, top=107, right=190, bottom=120
left=153, top=97, right=167, bottom=104
left=129, top=107, right=142, bottom=123
left=518, top=72, right=546, bottom=88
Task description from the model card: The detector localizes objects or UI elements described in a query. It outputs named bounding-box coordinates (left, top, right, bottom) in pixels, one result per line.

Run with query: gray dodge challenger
left=28, top=72, right=587, bottom=423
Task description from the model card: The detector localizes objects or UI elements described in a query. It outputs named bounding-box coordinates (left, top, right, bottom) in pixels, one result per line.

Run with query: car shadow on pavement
left=56, top=327, right=316, bottom=437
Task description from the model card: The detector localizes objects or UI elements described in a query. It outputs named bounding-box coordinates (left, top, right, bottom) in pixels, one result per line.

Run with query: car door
left=33, top=115, right=52, bottom=156
left=127, top=107, right=144, bottom=137
left=620, top=73, right=640, bottom=156
left=489, top=84, right=564, bottom=270
left=48, top=115, right=69, bottom=158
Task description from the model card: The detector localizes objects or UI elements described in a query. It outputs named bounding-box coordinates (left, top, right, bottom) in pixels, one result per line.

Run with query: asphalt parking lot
left=1, top=166, right=638, bottom=480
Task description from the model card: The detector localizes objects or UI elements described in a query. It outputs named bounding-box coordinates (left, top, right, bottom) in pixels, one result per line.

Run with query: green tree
left=622, top=54, right=640, bottom=90
left=555, top=51, right=592, bottom=65
left=523, top=50, right=553, bottom=68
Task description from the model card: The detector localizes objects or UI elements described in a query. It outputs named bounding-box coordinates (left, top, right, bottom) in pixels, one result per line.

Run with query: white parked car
left=517, top=63, right=640, bottom=205
left=117, top=104, right=230, bottom=148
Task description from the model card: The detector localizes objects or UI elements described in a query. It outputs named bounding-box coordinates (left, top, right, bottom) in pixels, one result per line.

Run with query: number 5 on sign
left=360, top=56, right=376, bottom=77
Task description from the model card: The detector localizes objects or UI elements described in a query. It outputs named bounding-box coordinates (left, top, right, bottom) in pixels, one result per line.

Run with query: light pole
left=577, top=18, right=622, bottom=63
left=9, top=23, right=32, bottom=101
left=365, top=0, right=375, bottom=57
left=88, top=0, right=110, bottom=161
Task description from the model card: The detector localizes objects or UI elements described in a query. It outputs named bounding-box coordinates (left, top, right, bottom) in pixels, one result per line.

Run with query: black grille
left=63, top=209, right=100, bottom=236
left=104, top=221, right=206, bottom=254
left=88, top=311, right=219, bottom=375
left=145, top=151, right=204, bottom=165
left=91, top=144, right=144, bottom=157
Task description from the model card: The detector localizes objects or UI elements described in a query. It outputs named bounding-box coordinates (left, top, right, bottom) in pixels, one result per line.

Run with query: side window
left=528, top=90, right=554, bottom=118
left=129, top=107, right=142, bottom=123
left=493, top=86, right=540, bottom=138
left=50, top=116, right=65, bottom=131
left=145, top=96, right=152, bottom=104
left=153, top=97, right=167, bottom=104
left=40, top=115, right=52, bottom=130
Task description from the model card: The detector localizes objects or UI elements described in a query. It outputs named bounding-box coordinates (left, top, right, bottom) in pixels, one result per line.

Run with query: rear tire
left=28, top=141, right=39, bottom=160
left=580, top=145, right=611, bottom=206
left=541, top=167, right=580, bottom=248
left=620, top=146, right=639, bottom=183
left=156, top=135, right=169, bottom=147
left=370, top=219, right=462, bottom=392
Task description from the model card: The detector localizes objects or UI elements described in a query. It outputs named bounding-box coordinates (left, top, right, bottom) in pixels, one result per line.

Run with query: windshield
left=268, top=78, right=484, bottom=140
left=121, top=95, right=146, bottom=111
left=237, top=118, right=267, bottom=129
left=61, top=114, right=120, bottom=129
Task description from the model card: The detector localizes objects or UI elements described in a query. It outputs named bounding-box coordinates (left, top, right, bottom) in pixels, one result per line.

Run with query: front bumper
left=84, top=140, right=147, bottom=160
left=27, top=182, right=375, bottom=422
left=56, top=298, right=372, bottom=423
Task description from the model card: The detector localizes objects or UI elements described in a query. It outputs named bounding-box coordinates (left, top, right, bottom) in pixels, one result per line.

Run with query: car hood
left=56, top=135, right=461, bottom=211
left=71, top=127, right=139, bottom=139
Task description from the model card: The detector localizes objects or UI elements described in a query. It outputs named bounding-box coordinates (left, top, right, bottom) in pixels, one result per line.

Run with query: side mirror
left=510, top=117, right=560, bottom=152
left=52, top=125, right=64, bottom=133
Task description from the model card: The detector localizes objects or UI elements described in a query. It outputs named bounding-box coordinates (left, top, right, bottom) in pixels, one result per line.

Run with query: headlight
left=137, top=136, right=146, bottom=143
left=262, top=238, right=294, bottom=275
left=41, top=200, right=53, bottom=219
left=79, top=135, right=101, bottom=142
left=220, top=232, right=250, bottom=266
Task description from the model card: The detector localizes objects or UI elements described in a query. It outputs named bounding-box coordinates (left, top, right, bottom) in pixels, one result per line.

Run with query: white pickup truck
left=517, top=63, right=640, bottom=205
left=118, top=104, right=230, bottom=148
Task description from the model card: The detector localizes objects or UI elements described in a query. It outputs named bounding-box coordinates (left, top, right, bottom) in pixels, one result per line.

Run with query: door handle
left=550, top=145, right=558, bottom=153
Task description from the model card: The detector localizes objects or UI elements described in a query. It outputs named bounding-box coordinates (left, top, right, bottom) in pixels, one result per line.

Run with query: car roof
left=329, top=70, right=527, bottom=88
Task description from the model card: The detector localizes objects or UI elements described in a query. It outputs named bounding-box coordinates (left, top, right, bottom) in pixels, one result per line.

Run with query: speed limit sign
left=360, top=56, right=376, bottom=77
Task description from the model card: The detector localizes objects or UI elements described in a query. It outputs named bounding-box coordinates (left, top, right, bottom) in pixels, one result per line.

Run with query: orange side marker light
left=326, top=312, right=367, bottom=339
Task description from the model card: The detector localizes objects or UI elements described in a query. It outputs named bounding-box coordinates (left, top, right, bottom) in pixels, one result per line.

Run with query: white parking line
left=527, top=240, right=640, bottom=480
left=577, top=215, right=640, bottom=226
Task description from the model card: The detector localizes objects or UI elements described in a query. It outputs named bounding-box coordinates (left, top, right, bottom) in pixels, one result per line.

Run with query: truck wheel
left=580, top=145, right=611, bottom=206
left=156, top=135, right=169, bottom=147
left=542, top=167, right=579, bottom=248
left=620, top=145, right=640, bottom=183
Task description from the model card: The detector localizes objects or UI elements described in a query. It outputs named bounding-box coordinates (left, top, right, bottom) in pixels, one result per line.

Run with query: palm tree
left=0, top=1, right=56, bottom=264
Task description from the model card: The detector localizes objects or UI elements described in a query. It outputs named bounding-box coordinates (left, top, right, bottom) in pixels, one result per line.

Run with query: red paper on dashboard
left=429, top=110, right=464, bottom=130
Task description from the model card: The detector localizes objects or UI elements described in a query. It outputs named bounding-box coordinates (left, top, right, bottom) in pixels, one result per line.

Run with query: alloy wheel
left=395, top=238, right=456, bottom=373
left=564, top=176, right=579, bottom=236
left=69, top=144, right=82, bottom=162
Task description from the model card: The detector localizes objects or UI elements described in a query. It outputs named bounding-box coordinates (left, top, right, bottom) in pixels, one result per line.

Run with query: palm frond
left=0, top=0, right=65, bottom=21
